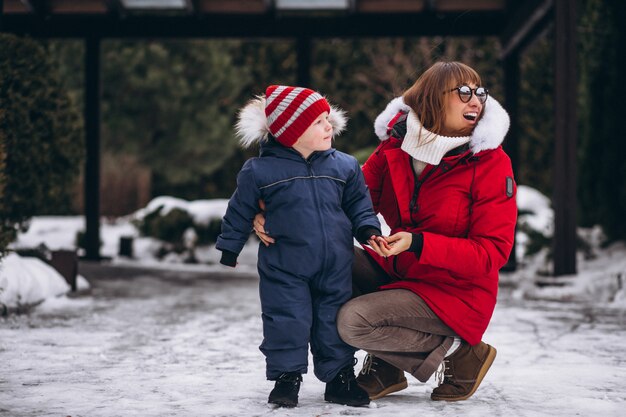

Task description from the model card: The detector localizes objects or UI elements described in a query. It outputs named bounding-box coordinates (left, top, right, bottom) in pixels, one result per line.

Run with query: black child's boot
left=324, top=364, right=371, bottom=407
left=268, top=372, right=302, bottom=408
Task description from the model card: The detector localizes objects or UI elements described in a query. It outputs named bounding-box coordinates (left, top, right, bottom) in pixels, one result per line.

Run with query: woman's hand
left=368, top=232, right=412, bottom=257
left=381, top=232, right=413, bottom=256
left=253, top=199, right=275, bottom=247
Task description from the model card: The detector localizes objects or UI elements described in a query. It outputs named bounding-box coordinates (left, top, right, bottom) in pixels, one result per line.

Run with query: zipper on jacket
left=409, top=162, right=437, bottom=225
left=306, top=157, right=329, bottom=271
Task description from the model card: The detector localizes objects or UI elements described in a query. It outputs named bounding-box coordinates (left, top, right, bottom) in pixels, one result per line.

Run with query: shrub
left=0, top=34, right=83, bottom=255
left=137, top=206, right=194, bottom=249
left=195, top=219, right=223, bottom=246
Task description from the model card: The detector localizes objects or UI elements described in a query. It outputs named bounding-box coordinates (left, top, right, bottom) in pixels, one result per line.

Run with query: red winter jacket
left=362, top=97, right=517, bottom=346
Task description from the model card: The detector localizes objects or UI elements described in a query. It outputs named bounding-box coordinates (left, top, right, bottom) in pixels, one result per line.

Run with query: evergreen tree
left=0, top=34, right=83, bottom=253
left=578, top=0, right=626, bottom=241
left=518, top=33, right=554, bottom=196
left=101, top=39, right=248, bottom=197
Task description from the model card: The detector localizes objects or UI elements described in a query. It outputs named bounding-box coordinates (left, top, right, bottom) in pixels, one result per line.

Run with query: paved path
left=1, top=264, right=625, bottom=417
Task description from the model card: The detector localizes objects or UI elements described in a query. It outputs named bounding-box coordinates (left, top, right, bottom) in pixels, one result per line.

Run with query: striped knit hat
left=264, top=85, right=331, bottom=147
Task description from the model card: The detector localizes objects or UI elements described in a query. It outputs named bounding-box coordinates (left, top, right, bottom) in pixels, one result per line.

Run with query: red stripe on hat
left=268, top=88, right=315, bottom=135
left=279, top=100, right=328, bottom=146
left=265, top=86, right=294, bottom=117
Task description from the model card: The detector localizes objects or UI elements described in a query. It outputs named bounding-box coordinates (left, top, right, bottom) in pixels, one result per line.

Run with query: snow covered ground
left=0, top=268, right=624, bottom=417
left=1, top=187, right=626, bottom=416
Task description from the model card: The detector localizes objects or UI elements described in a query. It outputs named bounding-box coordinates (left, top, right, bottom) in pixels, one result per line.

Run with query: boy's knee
left=337, top=300, right=370, bottom=345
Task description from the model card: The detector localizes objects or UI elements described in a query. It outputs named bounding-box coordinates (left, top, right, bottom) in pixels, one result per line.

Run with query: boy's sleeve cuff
left=219, top=250, right=238, bottom=267
left=356, top=226, right=382, bottom=244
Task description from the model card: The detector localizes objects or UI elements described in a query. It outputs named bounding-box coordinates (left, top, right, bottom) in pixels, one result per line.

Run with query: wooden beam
left=357, top=0, right=425, bottom=13
left=84, top=35, right=102, bottom=261
left=49, top=0, right=107, bottom=13
left=436, top=0, right=504, bottom=12
left=500, top=0, right=552, bottom=58
left=104, top=0, right=126, bottom=17
left=552, top=0, right=577, bottom=276
left=3, top=1, right=31, bottom=13
left=184, top=0, right=195, bottom=14
left=18, top=0, right=35, bottom=12
left=197, top=0, right=268, bottom=14
left=25, top=0, right=49, bottom=16
left=2, top=11, right=505, bottom=37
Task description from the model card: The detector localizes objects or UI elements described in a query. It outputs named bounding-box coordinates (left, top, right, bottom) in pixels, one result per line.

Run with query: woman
left=254, top=61, right=517, bottom=402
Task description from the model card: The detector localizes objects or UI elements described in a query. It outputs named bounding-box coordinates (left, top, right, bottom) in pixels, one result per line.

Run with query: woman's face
left=442, top=83, right=484, bottom=137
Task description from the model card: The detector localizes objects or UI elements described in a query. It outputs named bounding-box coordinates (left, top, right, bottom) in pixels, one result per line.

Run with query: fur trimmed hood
left=373, top=96, right=510, bottom=154
left=235, top=95, right=348, bottom=148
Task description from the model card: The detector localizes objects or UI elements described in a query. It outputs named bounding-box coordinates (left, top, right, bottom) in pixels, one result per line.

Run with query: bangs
left=446, top=63, right=482, bottom=89
left=402, top=61, right=483, bottom=134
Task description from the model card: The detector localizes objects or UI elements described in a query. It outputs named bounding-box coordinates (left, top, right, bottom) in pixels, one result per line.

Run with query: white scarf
left=401, top=110, right=471, bottom=167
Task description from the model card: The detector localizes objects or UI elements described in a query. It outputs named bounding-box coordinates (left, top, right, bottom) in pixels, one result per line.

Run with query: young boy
left=216, top=85, right=381, bottom=408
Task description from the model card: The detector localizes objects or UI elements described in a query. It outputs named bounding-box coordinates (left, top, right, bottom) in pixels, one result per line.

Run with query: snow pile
left=0, top=253, right=69, bottom=308
left=503, top=186, right=626, bottom=306
left=4, top=187, right=626, bottom=312
left=132, top=196, right=230, bottom=227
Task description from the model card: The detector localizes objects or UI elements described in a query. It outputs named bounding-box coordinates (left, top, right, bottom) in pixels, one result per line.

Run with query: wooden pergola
left=0, top=0, right=577, bottom=276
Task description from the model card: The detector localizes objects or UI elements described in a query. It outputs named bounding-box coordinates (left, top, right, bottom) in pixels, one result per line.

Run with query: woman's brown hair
left=403, top=61, right=482, bottom=136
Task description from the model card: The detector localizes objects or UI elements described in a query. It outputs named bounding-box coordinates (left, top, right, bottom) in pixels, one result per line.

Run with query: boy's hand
left=367, top=235, right=390, bottom=257
left=253, top=199, right=275, bottom=246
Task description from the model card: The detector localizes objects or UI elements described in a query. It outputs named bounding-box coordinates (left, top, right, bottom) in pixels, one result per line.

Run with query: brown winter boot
left=430, top=341, right=497, bottom=402
left=356, top=354, right=408, bottom=400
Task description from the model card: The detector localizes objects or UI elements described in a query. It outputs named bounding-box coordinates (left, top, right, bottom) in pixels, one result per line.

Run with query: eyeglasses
left=448, top=85, right=489, bottom=104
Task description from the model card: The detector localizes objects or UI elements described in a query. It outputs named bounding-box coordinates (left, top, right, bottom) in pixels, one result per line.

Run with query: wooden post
left=119, top=236, right=134, bottom=258
left=553, top=0, right=577, bottom=276
left=297, top=36, right=311, bottom=88
left=50, top=250, right=78, bottom=292
left=502, top=50, right=520, bottom=272
left=84, top=35, right=102, bottom=260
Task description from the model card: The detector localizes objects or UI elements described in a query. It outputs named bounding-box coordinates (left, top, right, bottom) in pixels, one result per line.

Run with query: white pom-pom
left=328, top=105, right=348, bottom=137
left=235, top=96, right=270, bottom=148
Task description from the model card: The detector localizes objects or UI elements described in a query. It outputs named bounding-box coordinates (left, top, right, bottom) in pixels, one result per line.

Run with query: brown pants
left=337, top=247, right=458, bottom=382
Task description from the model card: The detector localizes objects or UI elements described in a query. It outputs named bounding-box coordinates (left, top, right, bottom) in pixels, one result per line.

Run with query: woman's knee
left=337, top=298, right=371, bottom=345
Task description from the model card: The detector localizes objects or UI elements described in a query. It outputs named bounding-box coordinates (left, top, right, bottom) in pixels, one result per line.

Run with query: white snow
left=0, top=253, right=70, bottom=306
left=1, top=189, right=625, bottom=416
left=0, top=253, right=89, bottom=308
left=131, top=195, right=230, bottom=227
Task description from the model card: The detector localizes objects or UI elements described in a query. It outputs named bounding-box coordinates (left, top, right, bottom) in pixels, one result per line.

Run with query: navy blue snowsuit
left=216, top=139, right=380, bottom=382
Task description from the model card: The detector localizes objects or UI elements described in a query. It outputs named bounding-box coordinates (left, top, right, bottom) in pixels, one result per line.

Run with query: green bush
left=74, top=230, right=102, bottom=251
left=195, top=218, right=223, bottom=246
left=137, top=207, right=194, bottom=248
left=0, top=34, right=83, bottom=255
left=578, top=0, right=626, bottom=242
left=135, top=204, right=224, bottom=250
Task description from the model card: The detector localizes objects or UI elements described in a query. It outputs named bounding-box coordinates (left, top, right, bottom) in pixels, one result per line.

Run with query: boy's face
left=292, top=112, right=332, bottom=159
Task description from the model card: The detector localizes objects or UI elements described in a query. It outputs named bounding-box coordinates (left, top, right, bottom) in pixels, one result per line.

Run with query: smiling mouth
left=463, top=112, right=478, bottom=121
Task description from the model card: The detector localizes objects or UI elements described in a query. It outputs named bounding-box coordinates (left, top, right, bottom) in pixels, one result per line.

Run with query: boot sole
left=369, top=379, right=409, bottom=400
left=268, top=399, right=297, bottom=408
left=324, top=395, right=370, bottom=407
left=431, top=345, right=497, bottom=402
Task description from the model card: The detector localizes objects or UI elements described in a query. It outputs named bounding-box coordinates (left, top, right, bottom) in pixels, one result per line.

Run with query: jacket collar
left=373, top=95, right=510, bottom=154
left=259, top=136, right=335, bottom=162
